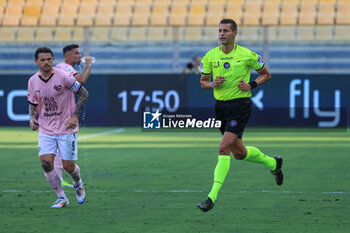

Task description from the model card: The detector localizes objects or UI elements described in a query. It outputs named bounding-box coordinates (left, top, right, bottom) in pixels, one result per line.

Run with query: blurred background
left=0, top=0, right=350, bottom=74
left=0, top=0, right=349, bottom=127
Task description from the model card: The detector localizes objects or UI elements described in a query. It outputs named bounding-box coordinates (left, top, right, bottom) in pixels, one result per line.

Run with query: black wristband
left=249, top=81, right=258, bottom=89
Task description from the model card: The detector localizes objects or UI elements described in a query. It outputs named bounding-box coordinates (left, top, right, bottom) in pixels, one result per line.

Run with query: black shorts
left=215, top=98, right=252, bottom=138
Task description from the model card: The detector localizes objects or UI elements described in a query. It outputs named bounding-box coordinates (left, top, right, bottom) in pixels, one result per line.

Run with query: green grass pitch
left=0, top=127, right=349, bottom=233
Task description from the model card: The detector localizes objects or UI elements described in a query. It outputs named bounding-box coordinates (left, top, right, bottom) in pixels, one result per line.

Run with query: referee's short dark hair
left=219, top=19, right=237, bottom=32
left=35, top=47, right=53, bottom=60
left=63, top=44, right=79, bottom=55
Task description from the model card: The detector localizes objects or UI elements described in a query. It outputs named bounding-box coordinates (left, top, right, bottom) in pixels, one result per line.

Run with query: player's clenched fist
left=66, top=115, right=79, bottom=130
left=30, top=117, right=39, bottom=130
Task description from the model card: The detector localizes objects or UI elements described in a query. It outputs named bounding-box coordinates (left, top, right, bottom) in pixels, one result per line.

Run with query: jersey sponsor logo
left=257, top=55, right=264, bottom=66
left=229, top=120, right=237, bottom=127
left=220, top=57, right=233, bottom=60
left=224, top=62, right=230, bottom=69
left=54, top=85, right=62, bottom=92
left=200, top=63, right=204, bottom=72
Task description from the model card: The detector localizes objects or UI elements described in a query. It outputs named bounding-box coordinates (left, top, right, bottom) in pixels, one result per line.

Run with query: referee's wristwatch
left=249, top=81, right=258, bottom=89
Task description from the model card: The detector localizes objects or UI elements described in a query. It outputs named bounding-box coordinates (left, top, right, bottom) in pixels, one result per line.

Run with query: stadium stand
left=206, top=3, right=225, bottom=26
left=1, top=0, right=349, bottom=27
left=169, top=1, right=189, bottom=26
left=261, top=2, right=280, bottom=26
left=243, top=2, right=262, bottom=26
left=0, top=26, right=16, bottom=42
left=0, top=0, right=350, bottom=75
left=16, top=27, right=35, bottom=42
left=129, top=27, right=147, bottom=41
left=297, top=26, right=316, bottom=41
left=147, top=26, right=164, bottom=41
left=315, top=25, right=334, bottom=41
left=299, top=2, right=317, bottom=25
left=132, top=0, right=152, bottom=26
left=72, top=27, right=85, bottom=42
left=150, top=1, right=169, bottom=26
left=55, top=27, right=73, bottom=42
left=187, top=2, right=206, bottom=26
left=91, top=27, right=110, bottom=42
left=226, top=2, right=244, bottom=25
left=36, top=27, right=54, bottom=42
left=280, top=2, right=298, bottom=25
left=317, top=2, right=336, bottom=25
left=110, top=26, right=128, bottom=41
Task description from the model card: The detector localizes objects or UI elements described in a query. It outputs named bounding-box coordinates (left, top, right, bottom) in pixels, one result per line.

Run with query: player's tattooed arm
left=74, top=86, right=89, bottom=117
left=66, top=86, right=88, bottom=130
left=29, top=103, right=38, bottom=117
left=29, top=104, right=39, bottom=130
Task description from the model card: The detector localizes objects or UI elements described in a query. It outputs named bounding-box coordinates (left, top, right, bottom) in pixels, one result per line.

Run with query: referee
left=197, top=19, right=283, bottom=212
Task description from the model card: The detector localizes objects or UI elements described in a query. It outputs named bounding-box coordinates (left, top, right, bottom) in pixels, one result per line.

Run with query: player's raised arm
left=58, top=44, right=93, bottom=85
left=74, top=56, right=93, bottom=84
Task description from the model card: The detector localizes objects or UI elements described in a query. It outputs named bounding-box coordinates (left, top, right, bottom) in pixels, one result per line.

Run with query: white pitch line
left=2, top=189, right=350, bottom=195
left=79, top=128, right=125, bottom=140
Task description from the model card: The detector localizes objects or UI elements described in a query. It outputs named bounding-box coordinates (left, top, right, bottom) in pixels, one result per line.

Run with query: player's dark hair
left=63, top=44, right=79, bottom=55
left=219, top=19, right=237, bottom=31
left=35, top=47, right=53, bottom=60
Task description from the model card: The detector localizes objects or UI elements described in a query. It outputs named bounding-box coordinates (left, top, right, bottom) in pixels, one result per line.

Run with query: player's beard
left=42, top=65, right=52, bottom=74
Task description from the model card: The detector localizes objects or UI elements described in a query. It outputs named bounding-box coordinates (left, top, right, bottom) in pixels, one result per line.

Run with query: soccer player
left=28, top=47, right=89, bottom=208
left=54, top=44, right=94, bottom=188
left=197, top=19, right=284, bottom=212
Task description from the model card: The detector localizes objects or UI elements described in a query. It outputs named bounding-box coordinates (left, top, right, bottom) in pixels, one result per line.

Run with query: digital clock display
left=108, top=75, right=188, bottom=126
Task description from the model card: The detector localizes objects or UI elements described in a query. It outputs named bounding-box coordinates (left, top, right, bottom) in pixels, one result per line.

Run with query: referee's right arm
left=201, top=75, right=226, bottom=89
left=200, top=74, right=212, bottom=89
left=200, top=52, right=225, bottom=89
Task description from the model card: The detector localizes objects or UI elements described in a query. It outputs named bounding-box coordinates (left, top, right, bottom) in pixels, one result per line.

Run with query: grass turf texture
left=0, top=127, right=349, bottom=233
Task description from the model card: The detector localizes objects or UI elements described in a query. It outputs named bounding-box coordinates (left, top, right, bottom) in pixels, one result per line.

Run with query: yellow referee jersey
left=200, top=44, right=265, bottom=101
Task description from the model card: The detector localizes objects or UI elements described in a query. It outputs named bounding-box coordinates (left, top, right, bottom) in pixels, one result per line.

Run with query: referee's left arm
left=239, top=67, right=271, bottom=92
left=255, top=66, right=271, bottom=86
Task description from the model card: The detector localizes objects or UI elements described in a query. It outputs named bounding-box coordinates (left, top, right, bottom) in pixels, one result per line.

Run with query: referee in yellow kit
left=197, top=19, right=284, bottom=212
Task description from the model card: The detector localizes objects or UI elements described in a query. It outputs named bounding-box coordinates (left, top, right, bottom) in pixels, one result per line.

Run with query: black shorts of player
left=215, top=98, right=252, bottom=138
